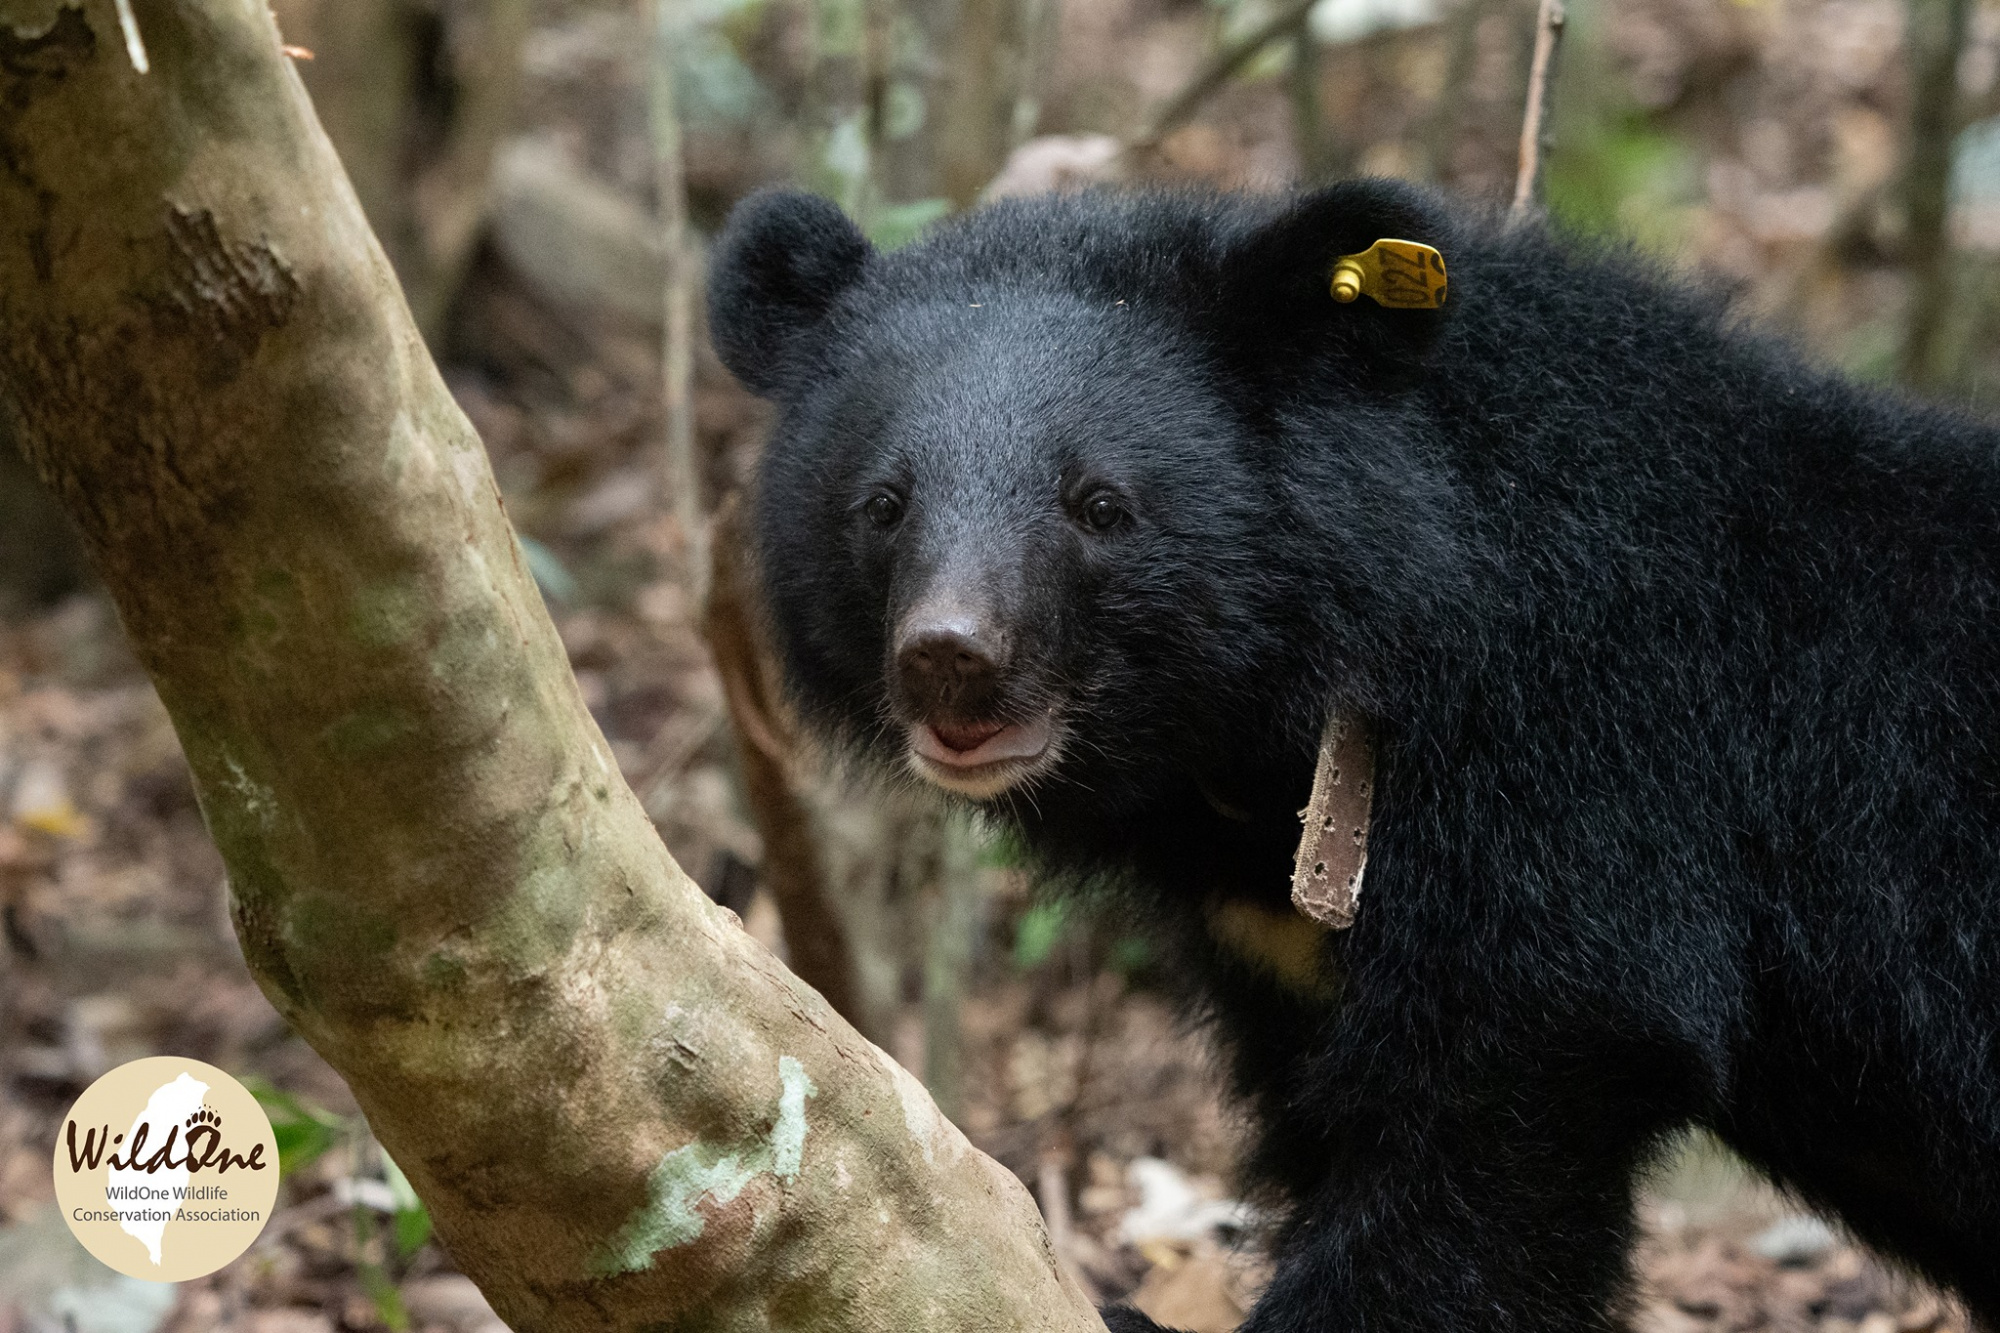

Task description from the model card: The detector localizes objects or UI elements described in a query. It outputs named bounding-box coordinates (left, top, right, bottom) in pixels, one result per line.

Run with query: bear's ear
left=708, top=189, right=874, bottom=397
left=1214, top=178, right=1455, bottom=385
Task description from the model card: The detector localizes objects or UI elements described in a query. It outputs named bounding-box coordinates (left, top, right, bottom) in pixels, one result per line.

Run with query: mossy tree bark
left=0, top=3, right=1101, bottom=1329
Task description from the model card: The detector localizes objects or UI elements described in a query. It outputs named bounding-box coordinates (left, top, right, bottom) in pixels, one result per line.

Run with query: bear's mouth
left=907, top=712, right=1055, bottom=798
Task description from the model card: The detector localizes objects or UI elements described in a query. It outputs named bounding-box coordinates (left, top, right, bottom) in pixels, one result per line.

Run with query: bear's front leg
left=1102, top=1124, right=1643, bottom=1333
left=1103, top=992, right=1701, bottom=1333
left=1215, top=1032, right=1685, bottom=1333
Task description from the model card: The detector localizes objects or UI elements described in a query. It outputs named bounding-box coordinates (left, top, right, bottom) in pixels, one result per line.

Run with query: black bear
left=707, top=179, right=2000, bottom=1332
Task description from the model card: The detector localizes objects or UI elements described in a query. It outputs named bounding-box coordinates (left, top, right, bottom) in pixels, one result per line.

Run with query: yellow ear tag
left=1329, top=239, right=1447, bottom=309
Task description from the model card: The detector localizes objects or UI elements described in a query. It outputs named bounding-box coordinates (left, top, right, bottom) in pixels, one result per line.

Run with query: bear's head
left=709, top=182, right=1462, bottom=819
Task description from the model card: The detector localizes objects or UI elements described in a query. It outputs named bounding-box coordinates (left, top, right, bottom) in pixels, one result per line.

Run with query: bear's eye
left=1081, top=493, right=1125, bottom=532
left=864, top=492, right=904, bottom=528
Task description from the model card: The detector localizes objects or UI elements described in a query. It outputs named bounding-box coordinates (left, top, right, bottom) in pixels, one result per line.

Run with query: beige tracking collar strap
left=1291, top=713, right=1374, bottom=930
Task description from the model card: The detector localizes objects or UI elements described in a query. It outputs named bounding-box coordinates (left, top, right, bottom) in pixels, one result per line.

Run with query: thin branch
left=1129, top=0, right=1320, bottom=155
left=1009, top=0, right=1055, bottom=149
left=1288, top=25, right=1326, bottom=181
left=651, top=0, right=705, bottom=598
left=1510, top=0, right=1566, bottom=217
left=922, top=815, right=982, bottom=1121
left=1900, top=0, right=1974, bottom=389
left=863, top=0, right=894, bottom=173
left=705, top=498, right=869, bottom=1033
left=1036, top=1149, right=1075, bottom=1271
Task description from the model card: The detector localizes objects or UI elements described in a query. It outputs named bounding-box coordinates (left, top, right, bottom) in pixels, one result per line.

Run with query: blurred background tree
left=5, top=1, right=1999, bottom=1329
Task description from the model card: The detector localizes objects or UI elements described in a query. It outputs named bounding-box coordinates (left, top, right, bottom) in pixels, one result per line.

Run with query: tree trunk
left=0, top=3, right=1101, bottom=1330
left=268, top=0, right=529, bottom=343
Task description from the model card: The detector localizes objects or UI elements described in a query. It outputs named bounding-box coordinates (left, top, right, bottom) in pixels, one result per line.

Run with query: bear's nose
left=895, top=610, right=1007, bottom=709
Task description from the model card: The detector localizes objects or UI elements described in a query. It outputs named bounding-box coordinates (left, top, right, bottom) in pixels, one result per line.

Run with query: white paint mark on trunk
left=593, top=1054, right=817, bottom=1274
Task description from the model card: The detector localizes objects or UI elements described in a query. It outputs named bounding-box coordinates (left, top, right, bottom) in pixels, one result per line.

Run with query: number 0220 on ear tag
left=1329, top=239, right=1447, bottom=309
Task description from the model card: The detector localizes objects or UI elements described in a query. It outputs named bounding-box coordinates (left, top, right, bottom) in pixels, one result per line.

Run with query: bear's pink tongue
left=932, top=719, right=1006, bottom=753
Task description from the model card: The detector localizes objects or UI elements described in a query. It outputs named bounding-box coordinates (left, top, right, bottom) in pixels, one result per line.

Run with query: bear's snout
left=891, top=599, right=1058, bottom=798
left=894, top=605, right=1010, bottom=722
